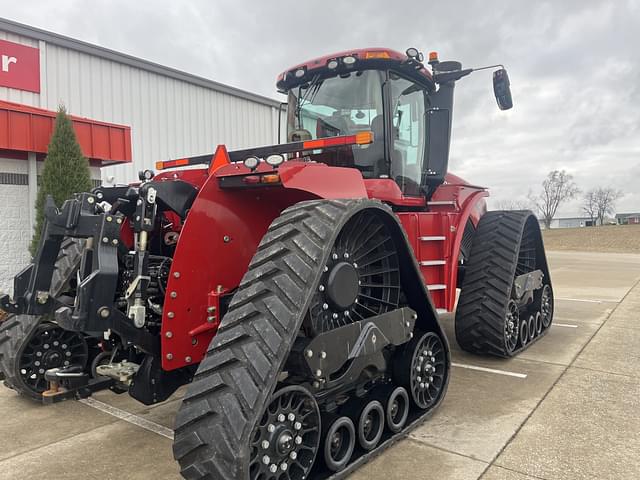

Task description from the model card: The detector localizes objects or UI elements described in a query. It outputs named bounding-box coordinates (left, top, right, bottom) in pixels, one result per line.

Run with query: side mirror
left=422, top=107, right=451, bottom=189
left=493, top=68, right=513, bottom=110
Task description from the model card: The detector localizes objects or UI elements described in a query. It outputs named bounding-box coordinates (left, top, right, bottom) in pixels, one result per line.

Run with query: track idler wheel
left=386, top=387, right=409, bottom=433
left=504, top=300, right=520, bottom=354
left=396, top=331, right=446, bottom=410
left=540, top=284, right=554, bottom=328
left=323, top=416, right=356, bottom=472
left=0, top=318, right=89, bottom=400
left=357, top=400, right=385, bottom=451
left=250, top=386, right=321, bottom=479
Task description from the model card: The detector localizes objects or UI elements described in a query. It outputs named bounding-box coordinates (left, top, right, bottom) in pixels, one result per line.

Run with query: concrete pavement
left=1, top=250, right=639, bottom=480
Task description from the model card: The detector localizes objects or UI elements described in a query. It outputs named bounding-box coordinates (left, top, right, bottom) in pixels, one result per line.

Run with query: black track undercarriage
left=173, top=199, right=451, bottom=480
left=455, top=210, right=554, bottom=357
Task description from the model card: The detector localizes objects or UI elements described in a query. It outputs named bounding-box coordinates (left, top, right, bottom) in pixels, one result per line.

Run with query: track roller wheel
left=535, top=312, right=543, bottom=336
left=519, top=319, right=529, bottom=347
left=386, top=387, right=409, bottom=433
left=357, top=400, right=384, bottom=451
left=539, top=284, right=554, bottom=328
left=250, top=386, right=320, bottom=480
left=396, top=331, right=446, bottom=410
left=527, top=315, right=535, bottom=342
left=323, top=416, right=356, bottom=472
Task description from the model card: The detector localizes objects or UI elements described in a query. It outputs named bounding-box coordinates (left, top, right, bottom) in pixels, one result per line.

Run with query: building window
left=0, top=172, right=29, bottom=185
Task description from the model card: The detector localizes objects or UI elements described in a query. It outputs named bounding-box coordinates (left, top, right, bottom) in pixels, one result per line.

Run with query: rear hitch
left=3, top=192, right=123, bottom=333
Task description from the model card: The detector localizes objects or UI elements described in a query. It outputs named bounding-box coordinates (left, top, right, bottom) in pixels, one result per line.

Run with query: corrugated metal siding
left=0, top=31, right=282, bottom=183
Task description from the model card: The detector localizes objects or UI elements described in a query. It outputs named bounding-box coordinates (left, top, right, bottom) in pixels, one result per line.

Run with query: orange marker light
left=355, top=131, right=374, bottom=145
left=428, top=51, right=439, bottom=62
left=260, top=174, right=281, bottom=184
left=155, top=158, right=190, bottom=170
left=365, top=51, right=391, bottom=59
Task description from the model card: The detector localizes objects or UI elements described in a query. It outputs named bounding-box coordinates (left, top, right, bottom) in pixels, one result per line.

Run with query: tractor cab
left=278, top=48, right=445, bottom=199
left=277, top=48, right=513, bottom=202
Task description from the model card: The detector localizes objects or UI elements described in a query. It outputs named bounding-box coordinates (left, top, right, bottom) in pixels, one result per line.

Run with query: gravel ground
left=542, top=224, right=640, bottom=253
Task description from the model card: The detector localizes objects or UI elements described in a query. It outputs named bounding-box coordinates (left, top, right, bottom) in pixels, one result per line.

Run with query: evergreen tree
left=30, top=106, right=92, bottom=255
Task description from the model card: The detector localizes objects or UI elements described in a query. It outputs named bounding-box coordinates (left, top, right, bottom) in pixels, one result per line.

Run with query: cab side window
left=389, top=73, right=427, bottom=195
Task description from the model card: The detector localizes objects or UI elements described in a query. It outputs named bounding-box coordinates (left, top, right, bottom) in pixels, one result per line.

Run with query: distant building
left=615, top=213, right=640, bottom=225
left=0, top=17, right=281, bottom=293
left=539, top=216, right=595, bottom=229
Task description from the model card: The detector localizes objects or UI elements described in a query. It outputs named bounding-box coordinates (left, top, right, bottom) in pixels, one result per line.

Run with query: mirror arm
left=433, top=64, right=505, bottom=84
left=433, top=68, right=473, bottom=84
left=469, top=63, right=505, bottom=72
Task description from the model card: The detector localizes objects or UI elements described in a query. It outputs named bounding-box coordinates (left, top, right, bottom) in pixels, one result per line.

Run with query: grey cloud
left=2, top=0, right=639, bottom=213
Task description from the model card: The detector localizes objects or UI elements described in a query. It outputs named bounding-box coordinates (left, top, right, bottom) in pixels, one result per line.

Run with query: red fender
left=160, top=157, right=368, bottom=370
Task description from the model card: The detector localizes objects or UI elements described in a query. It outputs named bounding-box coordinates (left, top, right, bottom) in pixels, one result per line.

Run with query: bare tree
left=582, top=190, right=598, bottom=226
left=529, top=170, right=580, bottom=229
left=495, top=199, right=532, bottom=211
left=594, top=187, right=623, bottom=225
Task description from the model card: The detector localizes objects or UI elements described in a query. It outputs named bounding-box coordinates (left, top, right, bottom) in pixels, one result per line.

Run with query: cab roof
left=276, top=48, right=434, bottom=92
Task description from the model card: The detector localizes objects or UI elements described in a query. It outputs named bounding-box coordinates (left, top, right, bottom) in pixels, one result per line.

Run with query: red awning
left=0, top=100, right=131, bottom=165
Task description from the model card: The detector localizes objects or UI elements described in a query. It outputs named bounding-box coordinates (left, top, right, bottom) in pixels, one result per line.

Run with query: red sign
left=0, top=39, right=40, bottom=93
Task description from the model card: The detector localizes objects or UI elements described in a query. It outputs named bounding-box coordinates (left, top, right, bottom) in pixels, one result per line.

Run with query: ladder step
left=420, top=260, right=446, bottom=266
left=427, top=201, right=456, bottom=206
left=419, top=236, right=446, bottom=241
left=427, top=284, right=447, bottom=291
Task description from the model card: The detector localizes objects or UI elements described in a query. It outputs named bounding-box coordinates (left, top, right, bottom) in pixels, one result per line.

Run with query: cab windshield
left=287, top=70, right=386, bottom=179
left=286, top=69, right=428, bottom=195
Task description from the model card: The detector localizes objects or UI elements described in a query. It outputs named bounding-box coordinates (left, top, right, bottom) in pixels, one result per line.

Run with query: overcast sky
left=3, top=0, right=639, bottom=215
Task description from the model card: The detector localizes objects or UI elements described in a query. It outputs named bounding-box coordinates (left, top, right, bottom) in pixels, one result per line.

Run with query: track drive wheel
left=0, top=238, right=84, bottom=400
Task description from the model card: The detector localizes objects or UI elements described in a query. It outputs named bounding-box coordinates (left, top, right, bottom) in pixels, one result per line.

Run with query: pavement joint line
left=481, top=464, right=550, bottom=480
left=405, top=436, right=490, bottom=466
left=78, top=397, right=174, bottom=440
left=553, top=323, right=579, bottom=328
left=478, top=276, right=640, bottom=480
left=451, top=362, right=527, bottom=379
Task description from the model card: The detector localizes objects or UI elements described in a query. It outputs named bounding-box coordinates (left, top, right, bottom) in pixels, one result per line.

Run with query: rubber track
left=0, top=238, right=83, bottom=399
left=455, top=211, right=544, bottom=357
left=173, top=199, right=408, bottom=480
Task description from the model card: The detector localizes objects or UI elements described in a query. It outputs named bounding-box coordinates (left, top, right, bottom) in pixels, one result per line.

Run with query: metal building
left=0, top=17, right=281, bottom=293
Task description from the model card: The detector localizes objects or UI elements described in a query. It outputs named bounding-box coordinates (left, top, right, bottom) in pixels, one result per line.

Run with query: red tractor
left=0, top=48, right=553, bottom=479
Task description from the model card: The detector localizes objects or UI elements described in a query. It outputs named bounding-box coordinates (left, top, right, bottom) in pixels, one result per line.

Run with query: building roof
left=615, top=213, right=640, bottom=219
left=0, top=100, right=131, bottom=165
left=0, top=17, right=281, bottom=109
